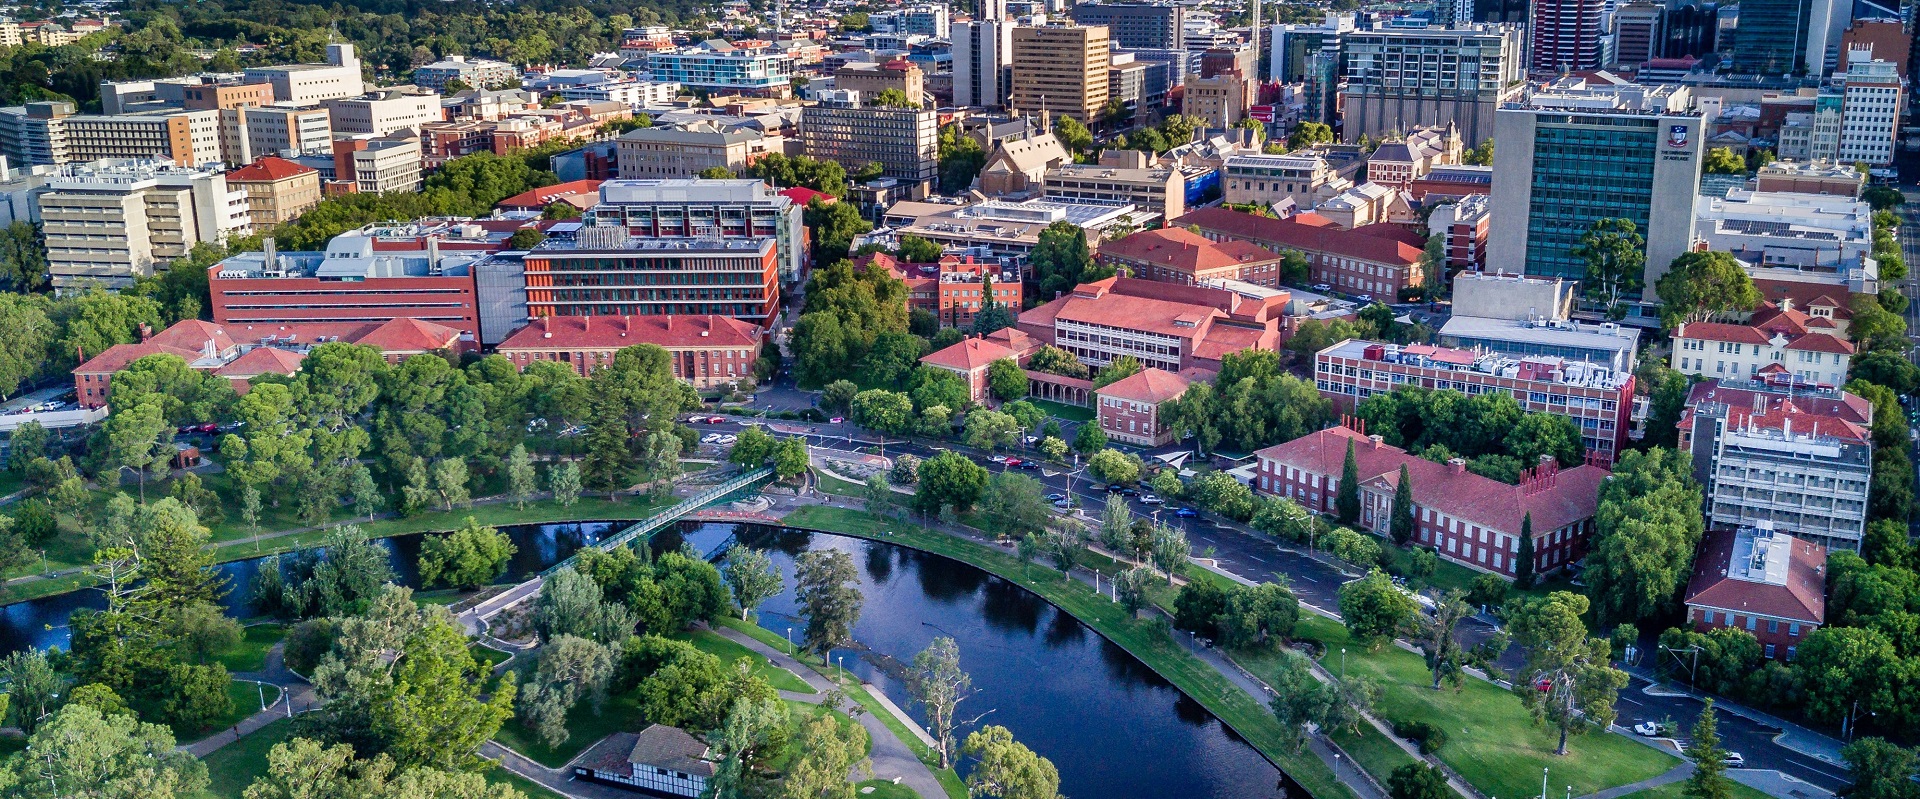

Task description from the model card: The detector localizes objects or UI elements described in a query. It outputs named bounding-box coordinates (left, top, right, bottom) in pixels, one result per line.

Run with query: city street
left=700, top=408, right=1852, bottom=794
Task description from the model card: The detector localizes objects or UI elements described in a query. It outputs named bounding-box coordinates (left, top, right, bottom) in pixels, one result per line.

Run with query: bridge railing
left=540, top=466, right=774, bottom=577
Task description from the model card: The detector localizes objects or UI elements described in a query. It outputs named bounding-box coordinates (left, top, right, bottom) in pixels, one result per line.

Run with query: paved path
left=713, top=625, right=948, bottom=799
left=181, top=642, right=319, bottom=757
left=480, top=741, right=634, bottom=799
left=1576, top=764, right=1695, bottom=799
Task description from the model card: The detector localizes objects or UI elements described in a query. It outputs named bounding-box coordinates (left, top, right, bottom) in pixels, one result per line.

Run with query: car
left=1117, top=487, right=1139, bottom=496
left=1052, top=498, right=1074, bottom=509
left=1356, top=294, right=1375, bottom=303
left=1024, top=435, right=1040, bottom=445
left=1139, top=494, right=1164, bottom=505
left=829, top=417, right=844, bottom=424
left=685, top=415, right=708, bottom=423
left=1014, top=460, right=1040, bottom=470
left=1045, top=493, right=1066, bottom=501
left=1005, top=457, right=1023, bottom=466
left=1311, top=283, right=1333, bottom=293
left=701, top=434, right=722, bottom=444
left=992, top=456, right=1009, bottom=463
left=197, top=423, right=218, bottom=433
left=1174, top=507, right=1199, bottom=518
left=1104, top=483, right=1124, bottom=493
left=1723, top=753, right=1745, bottom=769
left=705, top=416, right=726, bottom=424
left=1632, top=722, right=1660, bottom=737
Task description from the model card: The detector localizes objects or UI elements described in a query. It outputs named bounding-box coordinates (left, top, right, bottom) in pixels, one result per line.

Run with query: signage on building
left=1250, top=105, right=1276, bottom=123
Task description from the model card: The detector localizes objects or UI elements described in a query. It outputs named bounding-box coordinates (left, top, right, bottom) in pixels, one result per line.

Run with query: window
left=1764, top=644, right=1776, bottom=658
left=1789, top=622, right=1801, bottom=636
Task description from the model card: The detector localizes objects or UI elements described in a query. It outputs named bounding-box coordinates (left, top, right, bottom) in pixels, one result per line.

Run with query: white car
left=1632, top=722, right=1659, bottom=737
left=701, top=434, right=722, bottom=444
left=1139, top=494, right=1165, bottom=505
left=718, top=435, right=737, bottom=445
left=1723, top=753, right=1745, bottom=769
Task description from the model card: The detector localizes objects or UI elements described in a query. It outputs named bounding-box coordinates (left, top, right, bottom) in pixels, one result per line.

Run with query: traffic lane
left=1612, top=678, right=1850, bottom=793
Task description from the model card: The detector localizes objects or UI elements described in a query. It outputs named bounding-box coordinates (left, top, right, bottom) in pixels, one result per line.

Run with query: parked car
left=1312, top=283, right=1333, bottom=293
left=686, top=415, right=709, bottom=423
left=1632, top=722, right=1659, bottom=737
left=829, top=417, right=844, bottom=424
left=992, top=456, right=1009, bottom=463
left=1014, top=460, right=1040, bottom=470
left=1045, top=493, right=1067, bottom=501
left=1117, top=487, right=1139, bottom=496
left=705, top=416, right=726, bottom=424
left=1004, top=458, right=1023, bottom=467
left=1052, top=498, right=1074, bottom=509
left=1356, top=294, right=1375, bottom=303
left=701, top=434, right=722, bottom=444
left=1139, top=494, right=1164, bottom=505
left=1174, top=507, right=1198, bottom=518
left=1722, top=754, right=1744, bottom=768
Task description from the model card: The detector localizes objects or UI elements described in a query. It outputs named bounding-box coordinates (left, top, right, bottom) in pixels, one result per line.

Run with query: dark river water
left=0, top=519, right=1292, bottom=799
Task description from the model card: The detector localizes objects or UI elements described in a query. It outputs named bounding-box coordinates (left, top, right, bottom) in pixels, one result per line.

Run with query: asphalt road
left=693, top=411, right=1851, bottom=793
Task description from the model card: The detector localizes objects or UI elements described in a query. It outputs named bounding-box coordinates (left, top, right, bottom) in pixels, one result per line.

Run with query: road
left=695, top=409, right=1851, bottom=795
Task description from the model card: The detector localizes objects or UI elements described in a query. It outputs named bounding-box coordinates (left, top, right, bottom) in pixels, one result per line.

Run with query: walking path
left=181, top=642, right=317, bottom=758
left=713, top=624, right=948, bottom=799
left=1577, top=764, right=1696, bottom=799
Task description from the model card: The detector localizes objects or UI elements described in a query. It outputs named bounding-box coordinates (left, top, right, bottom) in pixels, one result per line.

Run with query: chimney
left=542, top=317, right=552, bottom=339
left=583, top=315, right=590, bottom=334
left=665, top=314, right=672, bottom=331
left=138, top=323, right=152, bottom=341
left=263, top=236, right=277, bottom=269
left=427, top=236, right=440, bottom=271
left=1446, top=457, right=1466, bottom=475
left=1369, top=434, right=1383, bottom=450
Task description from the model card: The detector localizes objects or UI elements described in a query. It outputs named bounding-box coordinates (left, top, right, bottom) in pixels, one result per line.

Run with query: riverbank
left=775, top=504, right=1358, bottom=799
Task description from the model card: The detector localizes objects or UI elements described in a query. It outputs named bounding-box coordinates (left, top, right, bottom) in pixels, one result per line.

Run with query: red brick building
left=1096, top=368, right=1191, bottom=446
left=1683, top=525, right=1826, bottom=661
left=496, top=179, right=604, bottom=215
left=1097, top=227, right=1290, bottom=288
left=1015, top=277, right=1286, bottom=378
left=919, top=337, right=1021, bottom=404
left=1175, top=207, right=1427, bottom=300
left=496, top=314, right=763, bottom=387
left=854, top=252, right=1024, bottom=329
left=1254, top=425, right=1608, bottom=578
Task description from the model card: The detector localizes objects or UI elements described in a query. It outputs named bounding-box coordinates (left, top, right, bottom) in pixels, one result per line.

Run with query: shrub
left=1392, top=719, right=1449, bottom=755
left=282, top=618, right=340, bottom=675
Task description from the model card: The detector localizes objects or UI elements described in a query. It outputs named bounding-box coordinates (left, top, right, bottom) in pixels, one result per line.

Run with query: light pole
left=786, top=627, right=793, bottom=655
left=1541, top=767, right=1549, bottom=799
left=837, top=654, right=845, bottom=682
left=1340, top=648, right=1347, bottom=681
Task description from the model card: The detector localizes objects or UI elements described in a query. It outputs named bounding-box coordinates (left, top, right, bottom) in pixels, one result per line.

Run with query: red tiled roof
left=495, top=179, right=604, bottom=211
left=920, top=337, right=1014, bottom=371
left=1174, top=207, right=1424, bottom=266
left=354, top=317, right=465, bottom=353
left=1674, top=322, right=1770, bottom=345
left=1255, top=427, right=1608, bottom=534
left=1785, top=333, right=1854, bottom=354
left=1684, top=528, right=1827, bottom=625
left=227, top=156, right=317, bottom=182
left=1676, top=304, right=1855, bottom=356
left=1099, top=228, right=1282, bottom=274
left=498, top=314, right=761, bottom=351
left=1683, top=380, right=1871, bottom=444
left=1096, top=367, right=1191, bottom=404
left=214, top=346, right=306, bottom=379
left=779, top=187, right=833, bottom=206
left=1753, top=279, right=1852, bottom=322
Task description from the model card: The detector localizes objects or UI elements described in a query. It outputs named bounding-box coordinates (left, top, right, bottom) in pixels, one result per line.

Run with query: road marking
left=1783, top=758, right=1849, bottom=782
left=1247, top=554, right=1268, bottom=563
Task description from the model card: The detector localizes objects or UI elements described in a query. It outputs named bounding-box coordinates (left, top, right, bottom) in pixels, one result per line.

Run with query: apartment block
left=240, top=105, right=332, bottom=160
left=331, top=131, right=424, bottom=195
left=1071, top=3, right=1185, bottom=50
left=244, top=44, right=367, bottom=104
left=1531, top=0, right=1610, bottom=74
left=646, top=41, right=795, bottom=98
left=521, top=222, right=781, bottom=327
left=616, top=121, right=773, bottom=180
left=1679, top=380, right=1872, bottom=551
left=224, top=157, right=321, bottom=233
left=38, top=159, right=247, bottom=290
left=953, top=20, right=1013, bottom=108
left=0, top=102, right=224, bottom=168
left=1009, top=26, right=1112, bottom=123
left=1339, top=25, right=1525, bottom=146
left=1430, top=194, right=1490, bottom=273
left=413, top=56, right=519, bottom=93
left=587, top=178, right=807, bottom=283
left=1836, top=54, right=1900, bottom=166
left=800, top=90, right=939, bottom=183
left=323, top=89, right=442, bottom=136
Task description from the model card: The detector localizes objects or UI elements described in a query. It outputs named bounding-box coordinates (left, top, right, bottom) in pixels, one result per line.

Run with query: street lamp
left=1340, top=648, right=1347, bottom=681
left=785, top=627, right=793, bottom=654
left=1541, top=767, right=1549, bottom=799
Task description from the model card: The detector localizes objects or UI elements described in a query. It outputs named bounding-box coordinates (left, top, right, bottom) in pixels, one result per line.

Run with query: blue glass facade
left=1522, top=114, right=1659, bottom=283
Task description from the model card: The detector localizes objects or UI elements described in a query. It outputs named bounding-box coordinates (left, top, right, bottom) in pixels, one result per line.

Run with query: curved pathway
left=182, top=641, right=318, bottom=758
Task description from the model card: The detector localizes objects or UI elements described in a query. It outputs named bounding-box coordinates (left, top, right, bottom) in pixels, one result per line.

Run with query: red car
left=1005, top=458, right=1023, bottom=466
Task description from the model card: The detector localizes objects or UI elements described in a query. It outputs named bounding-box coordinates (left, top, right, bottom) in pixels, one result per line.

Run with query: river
left=0, top=519, right=1292, bottom=799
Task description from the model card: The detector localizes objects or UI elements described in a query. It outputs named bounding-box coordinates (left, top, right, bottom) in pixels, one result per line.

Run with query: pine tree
left=1515, top=512, right=1537, bottom=589
left=1683, top=700, right=1731, bottom=799
left=1390, top=464, right=1415, bottom=546
left=1336, top=439, right=1361, bottom=524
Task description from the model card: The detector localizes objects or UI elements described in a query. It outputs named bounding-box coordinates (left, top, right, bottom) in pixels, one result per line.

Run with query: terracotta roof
left=1753, top=279, right=1852, bottom=321
left=1673, top=321, right=1771, bottom=345
left=1785, top=333, right=1854, bottom=354
left=498, top=314, right=761, bottom=351
left=214, top=347, right=305, bottom=379
left=226, top=156, right=317, bottom=182
left=1099, top=228, right=1282, bottom=275
left=1097, top=367, right=1191, bottom=404
left=1194, top=323, right=1274, bottom=362
left=920, top=337, right=1015, bottom=371
left=1683, top=380, right=1871, bottom=443
left=496, top=179, right=605, bottom=210
left=354, top=317, right=466, bottom=353
left=779, top=186, right=834, bottom=206
left=1675, top=306, right=1855, bottom=356
left=1174, top=207, right=1424, bottom=266
left=1255, top=427, right=1607, bottom=534
left=1684, top=528, right=1827, bottom=625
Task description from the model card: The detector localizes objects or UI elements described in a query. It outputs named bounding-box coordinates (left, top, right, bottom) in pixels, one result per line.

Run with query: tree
left=1463, top=138, right=1495, bottom=165
left=102, top=396, right=172, bottom=499
left=978, top=471, right=1053, bottom=541
left=431, top=458, right=471, bottom=511
left=1217, top=583, right=1301, bottom=648
left=937, top=122, right=987, bottom=193
left=804, top=198, right=872, bottom=265
left=1072, top=422, right=1107, bottom=455
left=1583, top=448, right=1703, bottom=626
left=1026, top=345, right=1089, bottom=380
left=1389, top=464, right=1415, bottom=546
left=1339, top=569, right=1417, bottom=644
left=161, top=661, right=234, bottom=731
left=908, top=636, right=975, bottom=770
left=1702, top=147, right=1747, bottom=175
left=1419, top=590, right=1472, bottom=690
left=1087, top=448, right=1142, bottom=486
left=795, top=549, right=863, bottom=658
left=1572, top=218, right=1646, bottom=321
left=1028, top=221, right=1109, bottom=299
left=1515, top=513, right=1538, bottom=589
left=1508, top=591, right=1627, bottom=755
left=506, top=228, right=545, bottom=249
left=348, top=464, right=381, bottom=521
left=0, top=649, right=64, bottom=735
left=418, top=517, right=517, bottom=590
left=962, top=725, right=1061, bottom=799
left=1389, top=764, right=1452, bottom=799
left=517, top=635, right=615, bottom=748
left=772, top=438, right=810, bottom=480
left=1091, top=355, right=1143, bottom=389
left=1288, top=121, right=1334, bottom=150
left=1054, top=115, right=1093, bottom=154
left=1335, top=439, right=1361, bottom=524
left=965, top=408, right=1022, bottom=451
left=916, top=451, right=990, bottom=514
left=1684, top=700, right=1732, bottom=799
left=549, top=461, right=582, bottom=508
left=784, top=709, right=871, bottom=799
left=987, top=358, right=1028, bottom=401
left=0, top=704, right=207, bottom=799
left=708, top=697, right=791, bottom=798
left=1863, top=184, right=1908, bottom=211
left=1114, top=567, right=1153, bottom=616
left=533, top=566, right=635, bottom=645
left=850, top=389, right=915, bottom=435
left=723, top=545, right=783, bottom=621
left=1840, top=738, right=1920, bottom=799
left=506, top=444, right=537, bottom=510
left=1149, top=523, right=1191, bottom=583
left=1655, top=251, right=1761, bottom=328
left=821, top=379, right=860, bottom=415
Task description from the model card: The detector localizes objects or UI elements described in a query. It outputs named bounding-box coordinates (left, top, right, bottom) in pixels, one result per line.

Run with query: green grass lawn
left=415, top=588, right=478, bottom=607
left=196, top=716, right=564, bottom=799
left=470, top=643, right=514, bottom=671
left=176, top=681, right=283, bottom=743
left=814, top=468, right=867, bottom=498
left=486, top=766, right=569, bottom=799
left=492, top=689, right=646, bottom=769
left=1617, top=778, right=1772, bottom=799
left=1292, top=615, right=1676, bottom=799
left=675, top=626, right=814, bottom=694
left=782, top=505, right=1355, bottom=799
left=217, top=624, right=287, bottom=674
left=1028, top=399, right=1094, bottom=423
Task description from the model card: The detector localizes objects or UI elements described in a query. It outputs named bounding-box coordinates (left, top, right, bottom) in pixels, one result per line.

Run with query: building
left=205, top=221, right=509, bottom=331
left=497, top=314, right=760, bottom=387
left=1041, top=149, right=1190, bottom=219
left=522, top=222, right=779, bottom=327
left=332, top=131, right=423, bottom=194
left=1269, top=13, right=1355, bottom=84
left=237, top=105, right=333, bottom=162
left=1839, top=19, right=1907, bottom=79
left=1182, top=71, right=1248, bottom=128
left=0, top=102, right=225, bottom=168
left=647, top=42, right=796, bottom=98
left=1693, top=188, right=1875, bottom=286
left=1009, top=26, right=1112, bottom=124
left=73, top=316, right=471, bottom=407
left=1365, top=126, right=1463, bottom=188
left=974, top=132, right=1069, bottom=195
left=856, top=252, right=1023, bottom=328
left=1671, top=301, right=1854, bottom=387
left=1071, top=3, right=1186, bottom=50
left=588, top=178, right=806, bottom=283
left=1014, top=276, right=1285, bottom=376
left=40, top=159, right=247, bottom=290
left=1219, top=153, right=1351, bottom=211
left=1530, top=0, right=1610, bottom=74
left=1728, top=0, right=1844, bottom=76
left=1177, top=207, right=1427, bottom=301
left=225, top=157, right=321, bottom=233
left=323, top=89, right=442, bottom=136
left=1096, top=367, right=1190, bottom=446
left=1754, top=160, right=1863, bottom=196
left=1678, top=379, right=1872, bottom=550
left=833, top=59, right=924, bottom=102
left=617, top=121, right=773, bottom=180
left=920, top=336, right=1020, bottom=403
left=1429, top=194, right=1490, bottom=273
left=497, top=180, right=604, bottom=215
left=1835, top=54, right=1900, bottom=165
left=1254, top=425, right=1610, bottom=578
left=1339, top=25, right=1526, bottom=146
left=1316, top=182, right=1414, bottom=230
left=889, top=198, right=1152, bottom=263
left=1099, top=227, right=1286, bottom=287
left=1315, top=339, right=1635, bottom=458
left=413, top=56, right=519, bottom=93
left=1613, top=4, right=1665, bottom=68
left=572, top=726, right=715, bottom=795
left=953, top=19, right=1014, bottom=108
left=244, top=44, right=367, bottom=104
left=801, top=91, right=939, bottom=184
left=1487, top=79, right=1703, bottom=318
left=1683, top=524, right=1826, bottom=661
left=871, top=5, right=952, bottom=38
